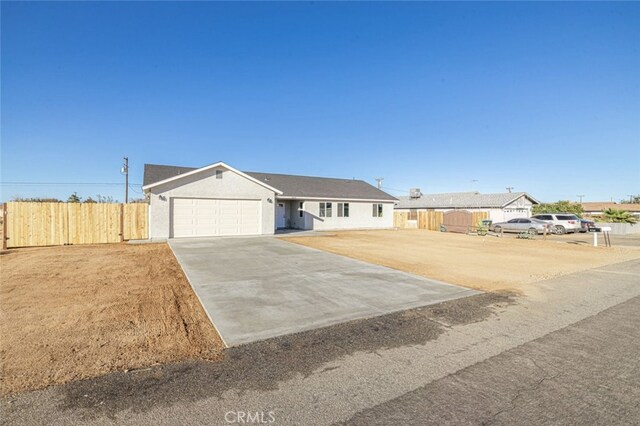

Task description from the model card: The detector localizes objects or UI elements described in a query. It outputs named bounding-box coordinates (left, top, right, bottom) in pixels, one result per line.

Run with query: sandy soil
left=283, top=230, right=640, bottom=292
left=0, top=243, right=224, bottom=396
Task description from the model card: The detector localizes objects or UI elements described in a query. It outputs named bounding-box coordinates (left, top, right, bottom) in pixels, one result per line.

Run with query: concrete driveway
left=169, top=237, right=478, bottom=346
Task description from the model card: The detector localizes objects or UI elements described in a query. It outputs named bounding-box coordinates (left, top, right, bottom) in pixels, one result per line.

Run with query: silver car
left=490, top=218, right=553, bottom=235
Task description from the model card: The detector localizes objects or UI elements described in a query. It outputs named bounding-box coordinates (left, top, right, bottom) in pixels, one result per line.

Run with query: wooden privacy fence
left=394, top=210, right=489, bottom=232
left=394, top=211, right=444, bottom=231
left=2, top=202, right=148, bottom=249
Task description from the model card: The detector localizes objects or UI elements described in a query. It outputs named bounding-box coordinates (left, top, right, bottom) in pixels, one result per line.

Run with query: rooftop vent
left=410, top=188, right=422, bottom=199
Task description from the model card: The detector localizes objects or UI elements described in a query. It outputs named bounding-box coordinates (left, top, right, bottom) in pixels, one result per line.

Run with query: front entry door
left=277, top=203, right=286, bottom=228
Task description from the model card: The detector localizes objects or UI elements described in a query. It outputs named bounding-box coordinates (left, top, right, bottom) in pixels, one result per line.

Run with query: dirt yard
left=283, top=230, right=640, bottom=292
left=0, top=244, right=224, bottom=396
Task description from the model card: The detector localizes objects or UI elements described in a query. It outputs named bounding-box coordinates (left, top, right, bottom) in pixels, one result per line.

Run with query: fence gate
left=442, top=210, right=474, bottom=233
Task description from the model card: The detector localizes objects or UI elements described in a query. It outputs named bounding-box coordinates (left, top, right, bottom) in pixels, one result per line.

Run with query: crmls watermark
left=224, top=411, right=276, bottom=424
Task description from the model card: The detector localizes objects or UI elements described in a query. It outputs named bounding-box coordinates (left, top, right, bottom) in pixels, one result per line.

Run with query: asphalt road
left=2, top=259, right=639, bottom=425
left=343, top=295, right=640, bottom=425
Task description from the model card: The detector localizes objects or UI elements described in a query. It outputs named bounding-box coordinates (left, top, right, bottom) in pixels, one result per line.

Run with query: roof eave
left=278, top=195, right=397, bottom=202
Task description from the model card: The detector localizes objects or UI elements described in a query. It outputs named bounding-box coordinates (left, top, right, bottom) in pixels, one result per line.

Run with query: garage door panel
left=172, top=198, right=260, bottom=237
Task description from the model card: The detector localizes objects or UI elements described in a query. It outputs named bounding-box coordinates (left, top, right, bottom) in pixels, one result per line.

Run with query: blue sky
left=2, top=2, right=639, bottom=202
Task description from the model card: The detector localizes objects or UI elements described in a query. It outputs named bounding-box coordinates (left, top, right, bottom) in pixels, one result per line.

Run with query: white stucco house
left=395, top=191, right=540, bottom=223
left=142, top=162, right=396, bottom=239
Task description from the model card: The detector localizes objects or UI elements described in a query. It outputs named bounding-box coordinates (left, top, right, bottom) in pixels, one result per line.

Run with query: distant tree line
left=532, top=201, right=584, bottom=217
left=11, top=193, right=148, bottom=203
left=533, top=200, right=636, bottom=224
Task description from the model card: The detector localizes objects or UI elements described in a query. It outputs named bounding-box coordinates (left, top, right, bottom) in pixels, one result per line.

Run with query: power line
left=381, top=186, right=411, bottom=194
left=128, top=184, right=143, bottom=194
left=0, top=182, right=142, bottom=186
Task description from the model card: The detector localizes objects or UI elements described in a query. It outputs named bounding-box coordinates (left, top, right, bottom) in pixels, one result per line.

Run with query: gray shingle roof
left=395, top=192, right=538, bottom=209
left=143, top=164, right=197, bottom=187
left=143, top=164, right=396, bottom=201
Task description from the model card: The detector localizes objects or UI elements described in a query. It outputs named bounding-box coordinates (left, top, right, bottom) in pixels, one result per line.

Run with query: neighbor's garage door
left=172, top=198, right=261, bottom=237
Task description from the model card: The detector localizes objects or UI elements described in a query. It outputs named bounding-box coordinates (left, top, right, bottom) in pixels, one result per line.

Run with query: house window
left=337, top=203, right=349, bottom=217
left=215, top=170, right=223, bottom=179
left=320, top=202, right=332, bottom=217
left=372, top=203, right=384, bottom=217
left=408, top=208, right=418, bottom=220
left=299, top=202, right=304, bottom=218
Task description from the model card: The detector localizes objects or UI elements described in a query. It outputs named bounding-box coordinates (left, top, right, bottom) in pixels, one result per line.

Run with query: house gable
left=143, top=162, right=283, bottom=195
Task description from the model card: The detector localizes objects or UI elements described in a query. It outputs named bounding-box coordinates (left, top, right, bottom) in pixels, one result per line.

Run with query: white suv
left=531, top=213, right=582, bottom=234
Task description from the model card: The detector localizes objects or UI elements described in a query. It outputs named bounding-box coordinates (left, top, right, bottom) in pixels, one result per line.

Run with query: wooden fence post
left=2, top=203, right=7, bottom=250
left=120, top=203, right=125, bottom=242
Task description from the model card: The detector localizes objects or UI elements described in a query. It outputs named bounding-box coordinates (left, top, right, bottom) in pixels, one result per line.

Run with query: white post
left=593, top=231, right=598, bottom=247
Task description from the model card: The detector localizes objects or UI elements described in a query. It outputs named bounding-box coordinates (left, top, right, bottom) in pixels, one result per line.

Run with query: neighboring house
left=142, top=162, right=396, bottom=238
left=581, top=202, right=640, bottom=217
left=395, top=191, right=540, bottom=223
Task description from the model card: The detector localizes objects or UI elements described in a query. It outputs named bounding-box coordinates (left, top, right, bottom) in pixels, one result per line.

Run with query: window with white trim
left=372, top=203, right=384, bottom=217
left=337, top=202, right=350, bottom=217
left=320, top=202, right=332, bottom=218
left=408, top=208, right=418, bottom=220
left=215, top=169, right=223, bottom=179
left=299, top=202, right=304, bottom=218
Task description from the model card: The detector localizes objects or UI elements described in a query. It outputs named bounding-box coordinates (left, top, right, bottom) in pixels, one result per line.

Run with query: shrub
left=602, top=208, right=637, bottom=224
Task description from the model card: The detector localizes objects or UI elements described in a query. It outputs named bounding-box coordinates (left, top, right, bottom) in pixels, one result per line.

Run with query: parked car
left=579, top=219, right=596, bottom=233
left=490, top=218, right=553, bottom=235
left=530, top=213, right=582, bottom=235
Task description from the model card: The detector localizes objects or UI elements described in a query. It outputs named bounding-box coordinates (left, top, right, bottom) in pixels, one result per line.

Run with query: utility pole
left=577, top=194, right=585, bottom=203
left=375, top=177, right=384, bottom=189
left=122, top=157, right=129, bottom=203
left=506, top=186, right=514, bottom=193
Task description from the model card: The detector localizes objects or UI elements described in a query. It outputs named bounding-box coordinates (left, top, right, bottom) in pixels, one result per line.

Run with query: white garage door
left=172, top=198, right=261, bottom=237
